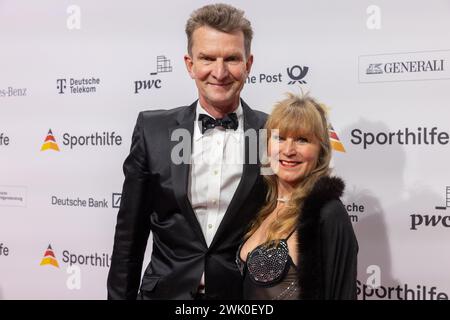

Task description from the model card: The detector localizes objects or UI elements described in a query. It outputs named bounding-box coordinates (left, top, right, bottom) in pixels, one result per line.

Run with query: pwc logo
left=40, top=244, right=60, bottom=268
left=40, top=129, right=60, bottom=152
left=134, top=55, right=172, bottom=94
left=410, top=187, right=450, bottom=230
left=329, top=124, right=345, bottom=152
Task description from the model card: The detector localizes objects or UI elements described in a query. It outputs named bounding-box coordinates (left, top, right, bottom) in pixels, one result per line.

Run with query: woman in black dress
left=237, top=92, right=358, bottom=300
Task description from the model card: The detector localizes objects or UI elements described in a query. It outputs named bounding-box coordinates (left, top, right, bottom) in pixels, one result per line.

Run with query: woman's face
left=268, top=130, right=321, bottom=187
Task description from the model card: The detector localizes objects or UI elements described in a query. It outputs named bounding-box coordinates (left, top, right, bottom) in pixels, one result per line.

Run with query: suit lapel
left=169, top=101, right=208, bottom=248
left=210, top=100, right=264, bottom=249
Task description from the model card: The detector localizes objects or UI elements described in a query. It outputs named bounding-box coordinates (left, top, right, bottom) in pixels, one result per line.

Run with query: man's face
left=185, top=26, right=253, bottom=114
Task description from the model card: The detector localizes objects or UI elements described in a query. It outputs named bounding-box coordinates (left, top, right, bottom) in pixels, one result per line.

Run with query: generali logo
left=359, top=50, right=450, bottom=83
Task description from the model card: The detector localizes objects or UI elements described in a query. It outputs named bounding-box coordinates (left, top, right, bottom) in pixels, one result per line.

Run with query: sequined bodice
left=236, top=238, right=300, bottom=300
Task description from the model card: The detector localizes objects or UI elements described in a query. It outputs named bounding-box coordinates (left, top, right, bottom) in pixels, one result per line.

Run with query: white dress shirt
left=188, top=101, right=245, bottom=289
left=189, top=101, right=244, bottom=245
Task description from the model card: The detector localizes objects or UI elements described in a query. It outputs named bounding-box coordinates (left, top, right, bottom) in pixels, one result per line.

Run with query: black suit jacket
left=107, top=100, right=267, bottom=299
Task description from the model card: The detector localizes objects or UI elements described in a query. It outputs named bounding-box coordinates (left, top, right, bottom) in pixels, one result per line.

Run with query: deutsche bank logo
left=112, top=193, right=121, bottom=209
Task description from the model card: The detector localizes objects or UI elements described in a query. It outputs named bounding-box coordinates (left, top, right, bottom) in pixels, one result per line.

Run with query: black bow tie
left=198, top=113, right=238, bottom=134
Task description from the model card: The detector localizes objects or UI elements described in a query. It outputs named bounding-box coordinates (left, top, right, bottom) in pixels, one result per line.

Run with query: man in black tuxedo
left=107, top=3, right=267, bottom=300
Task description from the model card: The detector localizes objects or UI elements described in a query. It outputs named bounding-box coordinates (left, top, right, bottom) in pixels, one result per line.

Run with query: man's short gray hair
left=185, top=3, right=253, bottom=58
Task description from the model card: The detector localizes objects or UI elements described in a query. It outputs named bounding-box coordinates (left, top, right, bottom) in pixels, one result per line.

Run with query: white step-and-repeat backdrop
left=1, top=0, right=449, bottom=299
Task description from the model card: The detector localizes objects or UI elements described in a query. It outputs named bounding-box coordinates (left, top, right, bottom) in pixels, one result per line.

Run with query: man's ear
left=184, top=54, right=195, bottom=79
left=245, top=54, right=254, bottom=75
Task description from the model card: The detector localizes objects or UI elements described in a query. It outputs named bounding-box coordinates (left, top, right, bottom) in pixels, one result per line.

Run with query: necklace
left=277, top=197, right=290, bottom=203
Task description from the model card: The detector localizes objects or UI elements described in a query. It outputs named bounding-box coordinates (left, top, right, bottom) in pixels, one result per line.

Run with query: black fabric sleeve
left=107, top=112, right=153, bottom=300
left=320, top=199, right=359, bottom=300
